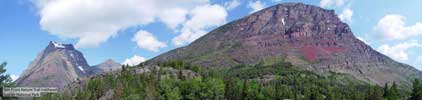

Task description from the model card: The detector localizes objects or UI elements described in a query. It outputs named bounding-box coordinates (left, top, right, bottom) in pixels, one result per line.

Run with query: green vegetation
left=0, top=62, right=15, bottom=100
left=35, top=60, right=422, bottom=100
left=410, top=79, right=422, bottom=100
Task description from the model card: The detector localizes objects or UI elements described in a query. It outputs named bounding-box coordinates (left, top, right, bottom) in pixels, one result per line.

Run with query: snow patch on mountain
left=78, top=66, right=85, bottom=73
left=51, top=41, right=65, bottom=48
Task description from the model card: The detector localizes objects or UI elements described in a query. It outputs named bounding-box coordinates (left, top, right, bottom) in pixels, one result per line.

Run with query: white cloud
left=248, top=0, right=265, bottom=14
left=158, top=8, right=188, bottom=30
left=377, top=41, right=421, bottom=61
left=224, top=0, right=241, bottom=10
left=414, top=56, right=422, bottom=70
left=339, top=7, right=353, bottom=23
left=122, top=55, right=146, bottom=66
left=36, top=0, right=154, bottom=48
left=11, top=74, right=19, bottom=81
left=132, top=30, right=167, bottom=52
left=374, top=14, right=422, bottom=40
left=31, top=0, right=208, bottom=48
left=320, top=0, right=344, bottom=8
left=172, top=4, right=228, bottom=46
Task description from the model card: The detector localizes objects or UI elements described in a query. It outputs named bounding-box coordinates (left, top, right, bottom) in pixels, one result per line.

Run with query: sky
left=1, top=0, right=422, bottom=81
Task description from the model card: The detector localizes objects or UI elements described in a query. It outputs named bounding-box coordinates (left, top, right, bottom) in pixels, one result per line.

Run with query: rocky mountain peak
left=89, top=59, right=121, bottom=74
left=149, top=3, right=422, bottom=86
left=47, top=41, right=75, bottom=50
left=16, top=41, right=93, bottom=88
left=96, top=59, right=120, bottom=69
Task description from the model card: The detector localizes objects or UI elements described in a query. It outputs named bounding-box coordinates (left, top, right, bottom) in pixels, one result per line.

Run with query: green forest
left=2, top=61, right=422, bottom=100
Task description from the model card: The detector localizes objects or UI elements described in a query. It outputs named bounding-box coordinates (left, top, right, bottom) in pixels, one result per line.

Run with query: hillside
left=147, top=3, right=422, bottom=86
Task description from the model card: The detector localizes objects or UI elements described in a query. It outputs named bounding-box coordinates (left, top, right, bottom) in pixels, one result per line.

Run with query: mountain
left=15, top=41, right=95, bottom=88
left=148, top=3, right=422, bottom=85
left=89, top=59, right=121, bottom=74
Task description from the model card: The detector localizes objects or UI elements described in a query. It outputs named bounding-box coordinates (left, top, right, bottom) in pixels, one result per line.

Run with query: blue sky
left=1, top=0, right=422, bottom=80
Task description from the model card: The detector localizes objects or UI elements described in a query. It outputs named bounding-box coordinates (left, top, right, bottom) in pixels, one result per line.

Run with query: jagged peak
left=272, top=2, right=333, bottom=12
left=16, top=41, right=90, bottom=88
left=50, top=41, right=65, bottom=48
left=48, top=41, right=75, bottom=50
left=251, top=2, right=337, bottom=21
left=274, top=2, right=318, bottom=8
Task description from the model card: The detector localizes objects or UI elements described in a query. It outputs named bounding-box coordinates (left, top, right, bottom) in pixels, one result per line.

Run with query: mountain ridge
left=147, top=3, right=422, bottom=86
left=16, top=41, right=92, bottom=88
left=15, top=41, right=120, bottom=88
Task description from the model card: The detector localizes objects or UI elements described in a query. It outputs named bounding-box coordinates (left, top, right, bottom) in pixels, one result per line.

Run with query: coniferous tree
left=240, top=80, right=248, bottom=100
left=0, top=62, right=13, bottom=99
left=366, top=85, right=383, bottom=100
left=159, top=79, right=182, bottom=100
left=383, top=83, right=389, bottom=98
left=410, top=79, right=422, bottom=100
left=327, top=86, right=339, bottom=100
left=280, top=85, right=293, bottom=99
left=389, top=82, right=400, bottom=100
left=0, top=62, right=11, bottom=84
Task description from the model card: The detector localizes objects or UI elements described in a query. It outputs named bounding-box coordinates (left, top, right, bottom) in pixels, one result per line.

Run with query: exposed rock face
left=90, top=59, right=121, bottom=74
left=149, top=3, right=422, bottom=85
left=16, top=41, right=94, bottom=88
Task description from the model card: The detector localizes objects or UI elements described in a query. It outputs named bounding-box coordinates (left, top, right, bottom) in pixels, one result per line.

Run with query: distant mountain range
left=15, top=41, right=121, bottom=88
left=147, top=3, right=422, bottom=86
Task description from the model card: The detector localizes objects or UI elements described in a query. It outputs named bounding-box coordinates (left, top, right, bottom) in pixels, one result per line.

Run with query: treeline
left=36, top=60, right=422, bottom=100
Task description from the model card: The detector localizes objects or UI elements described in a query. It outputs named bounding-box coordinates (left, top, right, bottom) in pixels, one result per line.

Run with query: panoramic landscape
left=1, top=0, right=422, bottom=100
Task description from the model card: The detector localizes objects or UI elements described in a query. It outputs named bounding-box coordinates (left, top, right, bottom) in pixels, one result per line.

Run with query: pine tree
left=0, top=62, right=13, bottom=98
left=192, top=65, right=200, bottom=73
left=383, top=83, right=389, bottom=98
left=389, top=82, right=400, bottom=100
left=0, top=62, right=12, bottom=84
left=410, top=79, right=422, bottom=100
left=245, top=80, right=260, bottom=99
left=327, top=86, right=338, bottom=100
left=280, top=85, right=293, bottom=99
left=224, top=78, right=242, bottom=100
left=159, top=79, right=182, bottom=100
left=366, top=85, right=383, bottom=100
left=240, top=80, right=248, bottom=100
